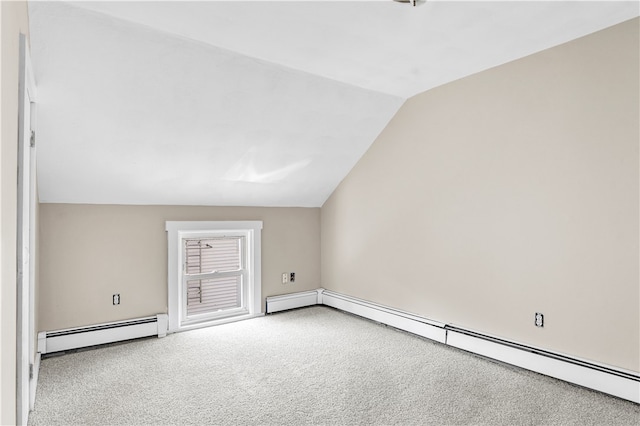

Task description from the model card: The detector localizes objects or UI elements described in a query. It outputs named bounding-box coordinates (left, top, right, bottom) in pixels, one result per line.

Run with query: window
left=166, top=221, right=263, bottom=332
left=184, top=235, right=244, bottom=320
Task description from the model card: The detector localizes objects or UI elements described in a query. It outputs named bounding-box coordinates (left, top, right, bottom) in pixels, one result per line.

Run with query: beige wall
left=321, top=18, right=639, bottom=372
left=1, top=1, right=30, bottom=423
left=39, top=204, right=320, bottom=331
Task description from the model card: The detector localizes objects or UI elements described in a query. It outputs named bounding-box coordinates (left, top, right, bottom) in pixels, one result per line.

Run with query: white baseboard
left=38, top=314, right=169, bottom=354
left=446, top=328, right=640, bottom=404
left=266, top=290, right=321, bottom=313
left=268, top=288, right=640, bottom=404
left=320, top=290, right=447, bottom=344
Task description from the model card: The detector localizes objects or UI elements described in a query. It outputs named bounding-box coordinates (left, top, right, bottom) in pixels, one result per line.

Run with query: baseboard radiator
left=38, top=314, right=168, bottom=355
left=265, top=290, right=322, bottom=314
left=265, top=289, right=640, bottom=404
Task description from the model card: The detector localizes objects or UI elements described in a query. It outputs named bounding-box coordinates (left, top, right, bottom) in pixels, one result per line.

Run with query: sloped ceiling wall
left=28, top=1, right=639, bottom=207
left=29, top=2, right=403, bottom=207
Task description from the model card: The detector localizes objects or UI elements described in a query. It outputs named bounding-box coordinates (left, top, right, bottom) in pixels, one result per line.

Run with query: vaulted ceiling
left=28, top=1, right=639, bottom=207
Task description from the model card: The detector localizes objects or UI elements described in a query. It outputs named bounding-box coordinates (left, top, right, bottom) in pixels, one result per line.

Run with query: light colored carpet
left=29, top=306, right=639, bottom=425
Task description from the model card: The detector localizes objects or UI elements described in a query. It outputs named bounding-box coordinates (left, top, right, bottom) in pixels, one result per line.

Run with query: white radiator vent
left=265, top=290, right=321, bottom=313
left=267, top=289, right=640, bottom=404
left=38, top=314, right=168, bottom=355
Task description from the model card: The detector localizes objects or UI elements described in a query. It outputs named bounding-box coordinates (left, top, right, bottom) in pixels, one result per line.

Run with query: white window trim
left=166, top=221, right=263, bottom=333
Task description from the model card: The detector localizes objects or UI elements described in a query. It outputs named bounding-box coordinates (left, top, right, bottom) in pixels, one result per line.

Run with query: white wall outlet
left=535, top=312, right=544, bottom=327
left=113, top=294, right=120, bottom=305
left=282, top=273, right=289, bottom=284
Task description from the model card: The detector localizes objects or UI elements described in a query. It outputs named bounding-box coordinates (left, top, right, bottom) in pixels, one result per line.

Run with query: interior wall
left=1, top=1, right=30, bottom=423
left=39, top=204, right=320, bottom=331
left=321, top=18, right=639, bottom=372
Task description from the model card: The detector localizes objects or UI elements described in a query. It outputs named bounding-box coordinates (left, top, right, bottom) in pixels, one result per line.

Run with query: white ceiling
left=28, top=1, right=639, bottom=207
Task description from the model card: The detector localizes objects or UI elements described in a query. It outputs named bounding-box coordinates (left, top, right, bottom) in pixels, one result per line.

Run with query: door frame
left=16, top=33, right=37, bottom=425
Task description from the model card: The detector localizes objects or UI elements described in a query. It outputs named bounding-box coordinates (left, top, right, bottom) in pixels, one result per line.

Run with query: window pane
left=184, top=237, right=242, bottom=274
left=186, top=275, right=242, bottom=317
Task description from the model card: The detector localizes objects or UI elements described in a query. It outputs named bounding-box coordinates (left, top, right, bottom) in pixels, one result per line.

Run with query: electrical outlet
left=290, top=272, right=295, bottom=283
left=113, top=294, right=120, bottom=305
left=282, top=273, right=289, bottom=284
left=535, top=312, right=544, bottom=327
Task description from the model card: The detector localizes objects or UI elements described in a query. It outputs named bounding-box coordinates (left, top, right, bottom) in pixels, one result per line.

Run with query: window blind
left=184, top=237, right=241, bottom=275
left=183, top=237, right=244, bottom=317
left=186, top=276, right=242, bottom=315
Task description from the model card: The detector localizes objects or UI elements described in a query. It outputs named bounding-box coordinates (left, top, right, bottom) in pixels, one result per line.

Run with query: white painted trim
left=169, top=313, right=264, bottom=334
left=17, top=33, right=38, bottom=426
left=267, top=288, right=639, bottom=404
left=446, top=330, right=640, bottom=404
left=166, top=221, right=263, bottom=333
left=39, top=315, right=167, bottom=354
left=37, top=332, right=46, bottom=355
left=29, top=353, right=40, bottom=411
left=320, top=290, right=447, bottom=344
left=157, top=314, right=168, bottom=338
left=266, top=291, right=319, bottom=313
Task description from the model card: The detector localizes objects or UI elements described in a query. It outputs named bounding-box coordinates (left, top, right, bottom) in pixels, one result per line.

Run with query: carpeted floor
left=29, top=306, right=639, bottom=425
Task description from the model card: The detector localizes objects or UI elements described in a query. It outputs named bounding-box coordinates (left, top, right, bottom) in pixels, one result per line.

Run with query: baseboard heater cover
left=38, top=314, right=168, bottom=355
left=320, top=289, right=447, bottom=344
left=266, top=290, right=321, bottom=313
left=266, top=288, right=639, bottom=403
left=446, top=327, right=640, bottom=404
